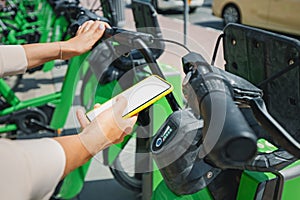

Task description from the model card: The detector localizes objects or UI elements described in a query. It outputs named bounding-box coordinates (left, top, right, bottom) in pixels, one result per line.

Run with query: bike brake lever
left=231, top=86, right=300, bottom=159
left=213, top=67, right=263, bottom=99
left=246, top=97, right=300, bottom=158
left=212, top=69, right=300, bottom=166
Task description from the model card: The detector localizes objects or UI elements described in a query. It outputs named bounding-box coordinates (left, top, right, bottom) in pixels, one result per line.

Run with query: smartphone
left=86, top=75, right=173, bottom=121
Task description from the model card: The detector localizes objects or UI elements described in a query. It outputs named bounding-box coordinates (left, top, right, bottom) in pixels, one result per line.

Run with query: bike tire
left=108, top=136, right=142, bottom=192
left=109, top=164, right=142, bottom=192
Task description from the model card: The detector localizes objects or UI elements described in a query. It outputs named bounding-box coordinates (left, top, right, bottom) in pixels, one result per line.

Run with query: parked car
left=212, top=0, right=300, bottom=36
left=152, top=0, right=204, bottom=13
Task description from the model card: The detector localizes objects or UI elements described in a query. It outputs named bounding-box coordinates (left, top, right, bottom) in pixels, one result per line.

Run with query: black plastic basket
left=100, top=0, right=126, bottom=27
left=222, top=23, right=300, bottom=142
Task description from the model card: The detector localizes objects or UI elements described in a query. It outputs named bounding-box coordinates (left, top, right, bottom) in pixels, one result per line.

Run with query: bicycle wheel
left=108, top=136, right=142, bottom=192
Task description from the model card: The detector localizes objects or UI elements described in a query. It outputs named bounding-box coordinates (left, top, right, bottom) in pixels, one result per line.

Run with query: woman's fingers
left=76, top=20, right=93, bottom=35
left=94, top=103, right=101, bottom=109
left=76, top=108, right=90, bottom=129
left=111, top=96, right=138, bottom=135
left=78, top=97, right=138, bottom=155
left=114, top=95, right=128, bottom=116
left=76, top=20, right=110, bottom=37
left=123, top=115, right=138, bottom=134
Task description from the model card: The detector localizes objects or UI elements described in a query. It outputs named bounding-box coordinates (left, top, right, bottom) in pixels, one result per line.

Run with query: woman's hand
left=23, top=20, right=111, bottom=69
left=60, top=20, right=111, bottom=60
left=77, top=96, right=137, bottom=155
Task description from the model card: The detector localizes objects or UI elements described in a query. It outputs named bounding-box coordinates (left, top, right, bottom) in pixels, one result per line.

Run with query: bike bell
left=151, top=109, right=221, bottom=195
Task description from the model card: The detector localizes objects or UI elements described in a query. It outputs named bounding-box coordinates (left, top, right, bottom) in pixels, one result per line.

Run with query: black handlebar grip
left=68, top=13, right=91, bottom=36
left=68, top=8, right=110, bottom=37
left=195, top=74, right=257, bottom=169
left=102, top=28, right=115, bottom=39
left=182, top=52, right=258, bottom=169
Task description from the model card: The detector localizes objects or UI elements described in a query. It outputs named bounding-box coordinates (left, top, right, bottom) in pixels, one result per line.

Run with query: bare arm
left=53, top=135, right=91, bottom=178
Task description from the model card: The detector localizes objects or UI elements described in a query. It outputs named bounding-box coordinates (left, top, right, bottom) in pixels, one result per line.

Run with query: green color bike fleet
left=1, top=1, right=300, bottom=199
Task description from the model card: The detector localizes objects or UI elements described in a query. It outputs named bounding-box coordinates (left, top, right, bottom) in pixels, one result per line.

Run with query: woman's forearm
left=53, top=135, right=92, bottom=178
left=22, top=21, right=110, bottom=70
left=22, top=41, right=78, bottom=69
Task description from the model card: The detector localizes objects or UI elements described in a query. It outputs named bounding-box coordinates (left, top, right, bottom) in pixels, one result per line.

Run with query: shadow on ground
left=71, top=179, right=139, bottom=200
left=195, top=20, right=224, bottom=31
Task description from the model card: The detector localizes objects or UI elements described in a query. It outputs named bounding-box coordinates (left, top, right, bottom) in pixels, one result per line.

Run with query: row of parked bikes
left=1, top=0, right=300, bottom=199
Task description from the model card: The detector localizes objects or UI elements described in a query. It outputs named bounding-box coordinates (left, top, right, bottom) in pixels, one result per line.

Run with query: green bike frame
left=0, top=0, right=56, bottom=45
left=151, top=139, right=300, bottom=200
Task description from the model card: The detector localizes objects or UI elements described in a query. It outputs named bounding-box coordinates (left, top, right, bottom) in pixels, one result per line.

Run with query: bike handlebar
left=67, top=1, right=300, bottom=171
left=69, top=10, right=155, bottom=46
left=68, top=8, right=110, bottom=36
left=58, top=0, right=300, bottom=170
left=201, top=78, right=257, bottom=167
left=183, top=52, right=300, bottom=169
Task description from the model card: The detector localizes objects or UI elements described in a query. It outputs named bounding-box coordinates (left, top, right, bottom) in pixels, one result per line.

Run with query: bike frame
left=0, top=0, right=57, bottom=46
left=0, top=50, right=87, bottom=132
left=4, top=2, right=299, bottom=200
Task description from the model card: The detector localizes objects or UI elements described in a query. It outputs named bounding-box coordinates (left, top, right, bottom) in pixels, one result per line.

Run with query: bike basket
left=100, top=0, right=125, bottom=27
left=223, top=23, right=300, bottom=143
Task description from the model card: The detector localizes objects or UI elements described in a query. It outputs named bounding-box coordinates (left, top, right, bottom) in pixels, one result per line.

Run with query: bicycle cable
left=88, top=0, right=99, bottom=12
left=153, top=38, right=191, bottom=53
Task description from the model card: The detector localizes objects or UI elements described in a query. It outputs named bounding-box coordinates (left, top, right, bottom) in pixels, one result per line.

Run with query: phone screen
left=86, top=75, right=173, bottom=121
